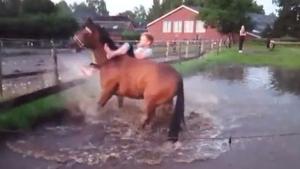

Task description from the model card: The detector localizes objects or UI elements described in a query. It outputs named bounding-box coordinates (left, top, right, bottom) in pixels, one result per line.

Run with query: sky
left=51, top=0, right=278, bottom=15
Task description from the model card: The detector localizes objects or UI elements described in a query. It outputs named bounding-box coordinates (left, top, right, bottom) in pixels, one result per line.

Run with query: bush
left=122, top=30, right=140, bottom=40
left=0, top=14, right=78, bottom=39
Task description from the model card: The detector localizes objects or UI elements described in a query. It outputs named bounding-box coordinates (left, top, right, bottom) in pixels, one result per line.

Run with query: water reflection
left=3, top=65, right=300, bottom=167
left=202, top=66, right=300, bottom=96
left=271, top=68, right=300, bottom=95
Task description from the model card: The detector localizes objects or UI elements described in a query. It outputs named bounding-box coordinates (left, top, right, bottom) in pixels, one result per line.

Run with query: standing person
left=239, top=25, right=247, bottom=53
left=105, top=32, right=154, bottom=59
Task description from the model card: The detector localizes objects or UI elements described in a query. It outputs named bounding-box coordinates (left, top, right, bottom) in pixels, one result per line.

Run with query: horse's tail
left=168, top=78, right=185, bottom=142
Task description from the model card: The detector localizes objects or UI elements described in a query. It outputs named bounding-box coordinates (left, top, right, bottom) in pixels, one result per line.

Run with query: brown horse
left=72, top=19, right=185, bottom=142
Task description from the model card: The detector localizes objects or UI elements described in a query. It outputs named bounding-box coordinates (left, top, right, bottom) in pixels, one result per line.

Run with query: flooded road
left=1, top=65, right=300, bottom=169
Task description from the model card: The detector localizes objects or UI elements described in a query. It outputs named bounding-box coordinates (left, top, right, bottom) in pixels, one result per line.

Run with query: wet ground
left=1, top=65, right=300, bottom=169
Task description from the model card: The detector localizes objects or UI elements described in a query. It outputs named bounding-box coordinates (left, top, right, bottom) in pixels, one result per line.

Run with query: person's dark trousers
left=239, top=36, right=245, bottom=51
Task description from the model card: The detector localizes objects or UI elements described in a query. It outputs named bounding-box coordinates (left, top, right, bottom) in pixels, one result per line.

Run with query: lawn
left=0, top=81, right=97, bottom=130
left=173, top=42, right=300, bottom=75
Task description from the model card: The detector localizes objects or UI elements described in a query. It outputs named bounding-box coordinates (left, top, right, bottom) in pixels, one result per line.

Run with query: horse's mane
left=96, top=25, right=135, bottom=57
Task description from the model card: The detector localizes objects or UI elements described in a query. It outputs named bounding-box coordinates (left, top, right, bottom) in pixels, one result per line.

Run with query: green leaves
left=272, top=0, right=300, bottom=38
left=22, top=0, right=56, bottom=15
left=0, top=0, right=78, bottom=38
left=86, top=0, right=109, bottom=16
left=201, top=0, right=264, bottom=34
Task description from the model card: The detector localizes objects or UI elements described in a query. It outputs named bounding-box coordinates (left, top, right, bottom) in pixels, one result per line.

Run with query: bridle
left=73, top=27, right=93, bottom=48
left=73, top=27, right=110, bottom=69
left=73, top=35, right=85, bottom=48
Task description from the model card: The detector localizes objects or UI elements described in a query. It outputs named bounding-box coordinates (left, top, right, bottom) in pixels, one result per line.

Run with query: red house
left=147, top=5, right=223, bottom=41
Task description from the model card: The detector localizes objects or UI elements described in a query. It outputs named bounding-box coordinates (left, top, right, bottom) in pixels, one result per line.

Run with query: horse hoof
left=96, top=104, right=102, bottom=111
left=167, top=137, right=178, bottom=143
left=140, top=124, right=146, bottom=130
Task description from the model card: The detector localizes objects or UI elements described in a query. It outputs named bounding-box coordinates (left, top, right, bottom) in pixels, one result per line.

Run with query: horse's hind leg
left=142, top=99, right=157, bottom=129
left=162, top=100, right=173, bottom=114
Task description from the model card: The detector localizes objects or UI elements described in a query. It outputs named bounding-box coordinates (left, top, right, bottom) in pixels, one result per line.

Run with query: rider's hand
left=104, top=43, right=113, bottom=59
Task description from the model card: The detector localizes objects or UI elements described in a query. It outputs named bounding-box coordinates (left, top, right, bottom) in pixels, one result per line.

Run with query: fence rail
left=0, top=38, right=227, bottom=101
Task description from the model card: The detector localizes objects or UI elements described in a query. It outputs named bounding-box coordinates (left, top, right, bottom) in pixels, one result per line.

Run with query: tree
left=0, top=0, right=78, bottom=39
left=5, top=0, right=21, bottom=16
left=86, top=0, right=109, bottom=16
left=56, top=0, right=72, bottom=17
left=133, top=5, right=147, bottom=26
left=184, top=0, right=204, bottom=6
left=97, top=0, right=109, bottom=16
left=272, top=0, right=300, bottom=38
left=72, top=2, right=97, bottom=18
left=200, top=0, right=264, bottom=46
left=0, top=0, right=21, bottom=17
left=262, top=24, right=273, bottom=38
left=147, top=0, right=162, bottom=22
left=86, top=0, right=97, bottom=13
left=118, top=10, right=136, bottom=20
left=22, top=0, right=56, bottom=14
left=0, top=1, right=5, bottom=16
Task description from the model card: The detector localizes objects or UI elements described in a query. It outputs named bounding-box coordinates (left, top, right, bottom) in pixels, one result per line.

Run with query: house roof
left=92, top=15, right=133, bottom=22
left=76, top=14, right=137, bottom=31
left=94, top=21, right=134, bottom=31
left=147, top=5, right=199, bottom=27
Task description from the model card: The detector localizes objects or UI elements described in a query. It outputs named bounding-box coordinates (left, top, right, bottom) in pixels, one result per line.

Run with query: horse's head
left=72, top=18, right=117, bottom=52
left=72, top=18, right=100, bottom=51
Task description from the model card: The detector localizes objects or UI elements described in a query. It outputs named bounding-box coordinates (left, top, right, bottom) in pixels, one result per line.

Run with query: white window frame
left=196, top=20, right=206, bottom=33
left=163, top=21, right=172, bottom=33
left=184, top=20, right=194, bottom=33
left=173, top=21, right=182, bottom=33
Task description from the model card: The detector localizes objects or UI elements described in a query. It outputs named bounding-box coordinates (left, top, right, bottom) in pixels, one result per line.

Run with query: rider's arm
left=105, top=43, right=130, bottom=59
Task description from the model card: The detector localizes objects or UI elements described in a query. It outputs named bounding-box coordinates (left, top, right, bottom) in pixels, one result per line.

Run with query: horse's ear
left=86, top=17, right=94, bottom=25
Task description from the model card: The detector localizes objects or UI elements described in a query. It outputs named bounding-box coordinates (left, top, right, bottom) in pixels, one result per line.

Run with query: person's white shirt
left=240, top=26, right=246, bottom=36
left=134, top=46, right=153, bottom=59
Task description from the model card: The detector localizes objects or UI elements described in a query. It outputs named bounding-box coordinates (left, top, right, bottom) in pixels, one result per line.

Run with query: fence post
left=218, top=39, right=222, bottom=54
left=178, top=41, right=182, bottom=59
left=51, top=40, right=60, bottom=85
left=197, top=40, right=200, bottom=57
left=185, top=40, right=189, bottom=58
left=166, top=41, right=169, bottom=58
left=200, top=40, right=204, bottom=54
left=0, top=40, right=3, bottom=96
left=211, top=40, right=214, bottom=50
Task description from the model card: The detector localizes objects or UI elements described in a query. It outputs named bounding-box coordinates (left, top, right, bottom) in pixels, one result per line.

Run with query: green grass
left=0, top=79, right=98, bottom=130
left=172, top=43, right=300, bottom=75
left=0, top=94, right=64, bottom=130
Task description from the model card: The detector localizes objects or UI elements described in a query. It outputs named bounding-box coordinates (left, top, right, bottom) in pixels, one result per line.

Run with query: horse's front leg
left=98, top=85, right=117, bottom=107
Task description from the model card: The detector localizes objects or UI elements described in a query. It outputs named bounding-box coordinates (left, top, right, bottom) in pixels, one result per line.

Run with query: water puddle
left=5, top=65, right=300, bottom=167
left=7, top=98, right=228, bottom=166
